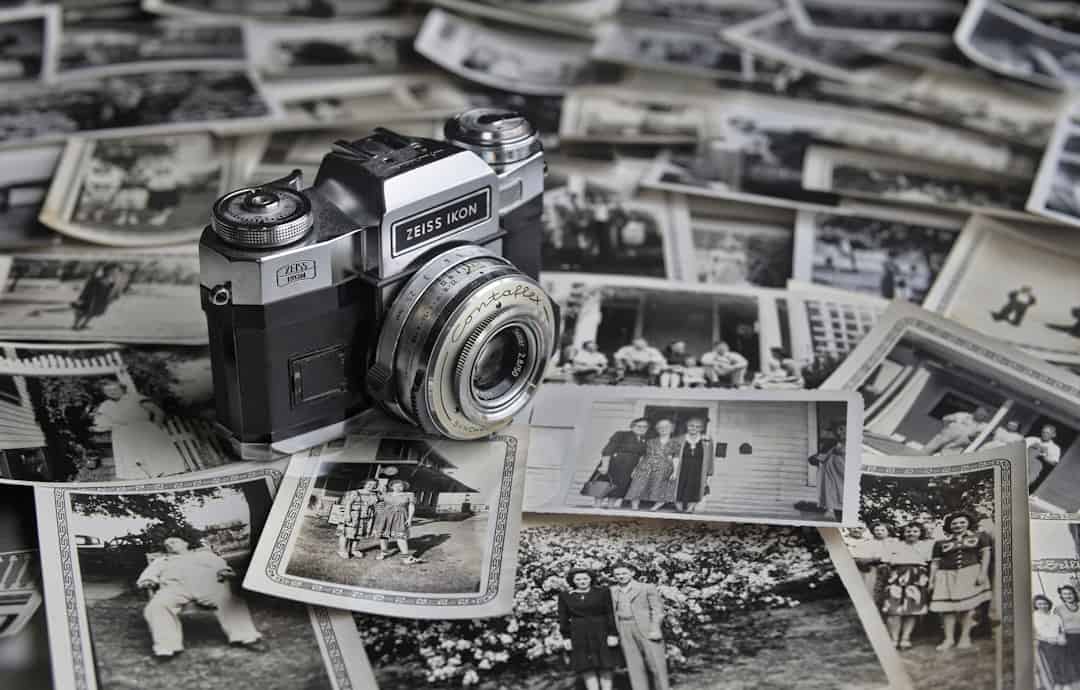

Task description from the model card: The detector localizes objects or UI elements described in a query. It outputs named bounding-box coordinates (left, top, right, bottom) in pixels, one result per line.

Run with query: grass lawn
left=86, top=589, right=329, bottom=690
left=899, top=635, right=995, bottom=690
left=372, top=597, right=892, bottom=689
left=284, top=513, right=488, bottom=594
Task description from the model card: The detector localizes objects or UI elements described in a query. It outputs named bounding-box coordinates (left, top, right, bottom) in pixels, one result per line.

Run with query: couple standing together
left=585, top=417, right=714, bottom=513
left=558, top=564, right=669, bottom=690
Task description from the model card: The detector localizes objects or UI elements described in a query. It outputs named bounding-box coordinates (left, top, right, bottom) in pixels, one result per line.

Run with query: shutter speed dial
left=210, top=186, right=314, bottom=249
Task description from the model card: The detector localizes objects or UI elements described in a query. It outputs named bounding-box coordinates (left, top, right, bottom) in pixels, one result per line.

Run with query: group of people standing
left=581, top=417, right=715, bottom=513
left=1034, top=585, right=1080, bottom=690
left=332, top=479, right=421, bottom=564
left=850, top=513, right=993, bottom=652
left=557, top=563, right=669, bottom=690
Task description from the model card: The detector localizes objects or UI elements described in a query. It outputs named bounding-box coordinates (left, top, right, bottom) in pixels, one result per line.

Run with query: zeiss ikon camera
left=199, top=109, right=558, bottom=459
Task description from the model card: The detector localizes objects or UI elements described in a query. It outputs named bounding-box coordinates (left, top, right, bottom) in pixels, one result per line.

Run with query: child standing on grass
left=374, top=479, right=421, bottom=564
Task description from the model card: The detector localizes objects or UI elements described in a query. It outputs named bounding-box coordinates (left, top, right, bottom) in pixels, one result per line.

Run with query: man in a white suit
left=610, top=563, right=670, bottom=690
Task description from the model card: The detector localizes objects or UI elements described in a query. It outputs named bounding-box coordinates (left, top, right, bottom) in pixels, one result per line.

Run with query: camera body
left=199, top=109, right=556, bottom=459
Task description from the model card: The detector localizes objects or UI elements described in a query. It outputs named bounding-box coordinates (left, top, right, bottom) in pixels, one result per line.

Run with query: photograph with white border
left=245, top=17, right=420, bottom=82
left=56, top=21, right=246, bottom=78
left=922, top=214, right=1080, bottom=366
left=792, top=206, right=964, bottom=304
left=821, top=301, right=1080, bottom=515
left=34, top=465, right=375, bottom=690
left=1030, top=512, right=1080, bottom=690
left=39, top=131, right=241, bottom=247
left=801, top=145, right=1035, bottom=221
left=591, top=21, right=758, bottom=82
left=723, top=9, right=896, bottom=84
left=542, top=160, right=685, bottom=279
left=837, top=444, right=1032, bottom=690
left=0, top=67, right=280, bottom=147
left=0, top=252, right=205, bottom=344
left=0, top=144, right=64, bottom=251
left=414, top=8, right=596, bottom=96
left=0, top=341, right=224, bottom=483
left=356, top=513, right=912, bottom=689
left=142, top=0, right=394, bottom=21
left=0, top=5, right=59, bottom=84
left=428, top=0, right=616, bottom=39
left=558, top=87, right=717, bottom=145
left=1027, top=101, right=1080, bottom=228
left=955, top=0, right=1080, bottom=91
left=786, top=0, right=959, bottom=45
left=527, top=386, right=862, bottom=525
left=243, top=430, right=528, bottom=619
left=675, top=196, right=795, bottom=288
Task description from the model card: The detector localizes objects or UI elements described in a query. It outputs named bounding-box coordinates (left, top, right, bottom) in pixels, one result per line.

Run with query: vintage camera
left=199, top=109, right=557, bottom=459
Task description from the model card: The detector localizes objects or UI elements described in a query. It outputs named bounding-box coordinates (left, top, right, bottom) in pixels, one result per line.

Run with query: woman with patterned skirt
left=928, top=512, right=992, bottom=651
left=624, top=419, right=680, bottom=512
left=374, top=479, right=422, bottom=564
left=881, top=522, right=933, bottom=649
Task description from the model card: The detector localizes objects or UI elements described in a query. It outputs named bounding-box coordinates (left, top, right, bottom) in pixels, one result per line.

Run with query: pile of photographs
left=2, top=0, right=1080, bottom=688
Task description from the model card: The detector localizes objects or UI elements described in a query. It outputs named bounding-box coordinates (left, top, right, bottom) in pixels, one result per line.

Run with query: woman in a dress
left=881, top=522, right=933, bottom=649
left=71, top=264, right=118, bottom=331
left=805, top=423, right=846, bottom=521
left=850, top=522, right=893, bottom=603
left=90, top=380, right=184, bottom=478
left=1034, top=594, right=1068, bottom=690
left=374, top=479, right=421, bottom=564
left=625, top=418, right=680, bottom=512
left=1057, top=585, right=1080, bottom=687
left=591, top=418, right=649, bottom=509
left=674, top=417, right=713, bottom=513
left=557, top=568, right=619, bottom=690
left=336, top=479, right=380, bottom=559
left=928, top=512, right=992, bottom=651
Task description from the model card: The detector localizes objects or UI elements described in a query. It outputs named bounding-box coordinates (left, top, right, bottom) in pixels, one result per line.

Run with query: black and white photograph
left=243, top=430, right=528, bottom=618
left=0, top=482, right=40, bottom=641
left=642, top=139, right=840, bottom=213
left=558, top=87, right=713, bottom=145
left=834, top=68, right=1064, bottom=149
left=245, top=18, right=420, bottom=82
left=34, top=466, right=375, bottom=690
left=0, top=341, right=224, bottom=482
left=681, top=200, right=794, bottom=288
left=414, top=9, right=598, bottom=96
left=0, top=144, right=63, bottom=251
left=617, top=0, right=770, bottom=28
left=1030, top=513, right=1080, bottom=690
left=39, top=132, right=241, bottom=247
left=528, top=386, right=861, bottom=525
left=779, top=285, right=888, bottom=390
left=923, top=215, right=1080, bottom=365
left=591, top=21, right=756, bottom=82
left=0, top=5, right=58, bottom=83
left=541, top=275, right=780, bottom=390
left=356, top=514, right=911, bottom=689
left=142, top=0, right=394, bottom=21
left=1028, top=104, right=1080, bottom=229
left=722, top=9, right=894, bottom=84
left=793, top=208, right=963, bottom=304
left=266, top=75, right=469, bottom=130
left=839, top=444, right=1032, bottom=690
left=427, top=0, right=612, bottom=39
left=542, top=165, right=683, bottom=278
left=955, top=0, right=1080, bottom=90
left=786, top=0, right=960, bottom=44
left=56, top=21, right=246, bottom=77
left=801, top=145, right=1035, bottom=220
left=822, top=301, right=1080, bottom=515
left=0, top=68, right=279, bottom=147
left=0, top=252, right=205, bottom=343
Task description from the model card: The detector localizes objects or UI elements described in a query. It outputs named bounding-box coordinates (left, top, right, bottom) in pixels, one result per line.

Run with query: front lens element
left=472, top=325, right=528, bottom=401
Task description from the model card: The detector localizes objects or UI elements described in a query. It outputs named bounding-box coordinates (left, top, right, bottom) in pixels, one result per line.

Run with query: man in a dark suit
left=610, top=563, right=669, bottom=690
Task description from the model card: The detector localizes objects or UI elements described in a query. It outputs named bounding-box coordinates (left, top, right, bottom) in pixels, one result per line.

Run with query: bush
left=357, top=521, right=836, bottom=685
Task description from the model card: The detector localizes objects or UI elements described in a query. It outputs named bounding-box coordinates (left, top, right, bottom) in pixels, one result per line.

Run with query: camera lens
left=368, top=245, right=556, bottom=440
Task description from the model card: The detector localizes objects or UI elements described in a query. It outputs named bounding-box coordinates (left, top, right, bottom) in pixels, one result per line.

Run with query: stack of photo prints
left=3, top=0, right=1080, bottom=688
